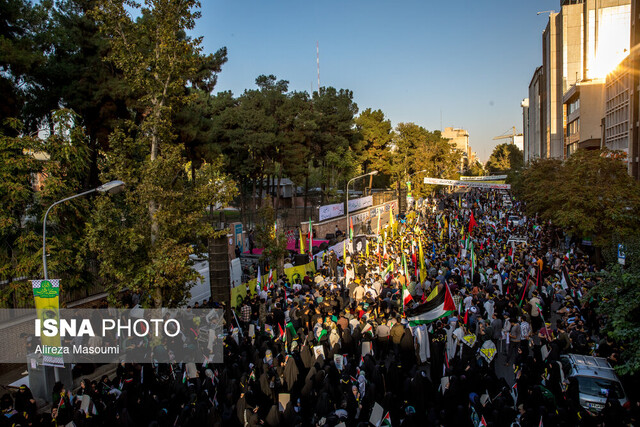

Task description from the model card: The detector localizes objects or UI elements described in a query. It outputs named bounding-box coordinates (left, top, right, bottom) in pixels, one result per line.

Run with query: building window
left=567, top=98, right=580, bottom=115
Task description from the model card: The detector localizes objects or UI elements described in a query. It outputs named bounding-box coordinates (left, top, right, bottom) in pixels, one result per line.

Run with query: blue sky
left=196, top=0, right=559, bottom=162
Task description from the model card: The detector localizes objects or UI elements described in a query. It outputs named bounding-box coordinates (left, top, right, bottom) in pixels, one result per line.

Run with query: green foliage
left=0, top=119, right=42, bottom=306
left=465, top=160, right=485, bottom=177
left=515, top=149, right=640, bottom=247
left=254, top=205, right=288, bottom=273
left=388, top=123, right=461, bottom=197
left=485, top=143, right=524, bottom=174
left=355, top=108, right=393, bottom=176
left=0, top=0, right=49, bottom=134
left=588, top=238, right=640, bottom=375
left=88, top=0, right=236, bottom=307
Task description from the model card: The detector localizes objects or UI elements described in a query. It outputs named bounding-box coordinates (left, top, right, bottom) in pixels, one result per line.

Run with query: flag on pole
left=267, top=269, right=273, bottom=289
left=299, top=229, right=305, bottom=254
left=389, top=206, right=395, bottom=237
left=349, top=216, right=354, bottom=239
left=403, top=285, right=413, bottom=307
left=468, top=211, right=478, bottom=235
left=407, top=284, right=456, bottom=325
left=278, top=323, right=286, bottom=342
left=479, top=416, right=488, bottom=426
left=256, top=266, right=262, bottom=292
left=308, top=218, right=313, bottom=254
left=182, top=370, right=187, bottom=384
left=381, top=411, right=392, bottom=426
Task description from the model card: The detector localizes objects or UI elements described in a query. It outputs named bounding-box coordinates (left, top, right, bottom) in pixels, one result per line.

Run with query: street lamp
left=346, top=171, right=378, bottom=239
left=42, top=180, right=125, bottom=279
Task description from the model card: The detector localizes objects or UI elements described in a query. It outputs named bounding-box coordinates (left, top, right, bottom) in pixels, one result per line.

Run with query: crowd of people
left=2, top=189, right=638, bottom=426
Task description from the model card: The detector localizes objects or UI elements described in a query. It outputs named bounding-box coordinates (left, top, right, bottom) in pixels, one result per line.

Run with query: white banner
left=459, top=175, right=507, bottom=181
left=348, top=195, right=373, bottom=212
left=423, top=177, right=510, bottom=189
left=319, top=202, right=344, bottom=222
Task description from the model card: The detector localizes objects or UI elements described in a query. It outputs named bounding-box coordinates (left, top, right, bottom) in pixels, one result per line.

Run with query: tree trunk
left=150, top=125, right=161, bottom=308
left=303, top=171, right=309, bottom=220
left=275, top=171, right=282, bottom=214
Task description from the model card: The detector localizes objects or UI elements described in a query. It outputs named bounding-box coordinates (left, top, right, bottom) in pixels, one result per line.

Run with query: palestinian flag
left=362, top=323, right=374, bottom=336
left=350, top=216, right=354, bottom=239
left=406, top=284, right=456, bottom=326
left=381, top=412, right=392, bottom=426
left=279, top=323, right=286, bottom=342
left=402, top=285, right=413, bottom=307
left=480, top=416, right=487, bottom=426
left=182, top=370, right=188, bottom=383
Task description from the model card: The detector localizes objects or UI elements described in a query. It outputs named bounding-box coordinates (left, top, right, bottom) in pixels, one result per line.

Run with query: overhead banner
left=347, top=195, right=373, bottom=212
left=423, top=177, right=510, bottom=190
left=459, top=175, right=507, bottom=181
left=319, top=202, right=344, bottom=222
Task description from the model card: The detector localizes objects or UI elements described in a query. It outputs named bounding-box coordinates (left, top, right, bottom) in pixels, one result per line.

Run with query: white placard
left=348, top=196, right=373, bottom=212
left=319, top=202, right=345, bottom=222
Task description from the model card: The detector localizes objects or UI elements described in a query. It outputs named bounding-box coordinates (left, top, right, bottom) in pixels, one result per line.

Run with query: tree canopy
left=485, top=143, right=524, bottom=174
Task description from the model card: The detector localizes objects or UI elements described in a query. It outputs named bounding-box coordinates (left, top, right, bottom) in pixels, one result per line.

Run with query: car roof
left=564, top=354, right=619, bottom=381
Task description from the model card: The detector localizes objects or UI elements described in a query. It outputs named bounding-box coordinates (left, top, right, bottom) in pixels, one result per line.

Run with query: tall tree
left=355, top=108, right=393, bottom=176
left=485, top=143, right=524, bottom=174
left=515, top=149, right=640, bottom=248
left=311, top=87, right=359, bottom=204
left=0, top=0, right=48, bottom=134
left=90, top=0, right=234, bottom=307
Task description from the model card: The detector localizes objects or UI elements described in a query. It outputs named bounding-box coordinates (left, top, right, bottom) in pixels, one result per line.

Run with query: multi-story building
left=442, top=127, right=471, bottom=171
left=563, top=79, right=605, bottom=155
left=603, top=55, right=631, bottom=156
left=628, top=0, right=640, bottom=178
left=526, top=67, right=545, bottom=162
left=525, top=0, right=631, bottom=160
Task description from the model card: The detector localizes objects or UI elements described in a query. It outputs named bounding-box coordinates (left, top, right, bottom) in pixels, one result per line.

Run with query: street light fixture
left=42, top=180, right=125, bottom=279
left=346, top=171, right=378, bottom=240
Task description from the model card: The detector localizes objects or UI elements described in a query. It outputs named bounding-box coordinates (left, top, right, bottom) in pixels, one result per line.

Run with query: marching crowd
left=2, top=189, right=639, bottom=426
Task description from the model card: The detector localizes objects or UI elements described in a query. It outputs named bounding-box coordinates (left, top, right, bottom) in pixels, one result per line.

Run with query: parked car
left=560, top=354, right=628, bottom=415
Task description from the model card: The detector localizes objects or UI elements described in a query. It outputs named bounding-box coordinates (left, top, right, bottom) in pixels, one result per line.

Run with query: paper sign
left=541, top=344, right=550, bottom=361
left=369, top=402, right=384, bottom=426
left=313, top=345, right=325, bottom=360
left=334, top=354, right=344, bottom=371
left=80, top=395, right=91, bottom=413
left=479, top=341, right=497, bottom=363
left=186, top=362, right=197, bottom=379
left=361, top=341, right=373, bottom=357
left=248, top=324, right=255, bottom=338
left=278, top=393, right=290, bottom=412
left=462, top=334, right=477, bottom=347
left=441, top=376, right=450, bottom=395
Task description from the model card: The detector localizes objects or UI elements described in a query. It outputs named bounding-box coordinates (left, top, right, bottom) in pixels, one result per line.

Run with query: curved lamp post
left=42, top=180, right=125, bottom=279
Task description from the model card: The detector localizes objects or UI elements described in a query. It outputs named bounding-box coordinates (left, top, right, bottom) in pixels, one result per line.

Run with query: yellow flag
left=299, top=229, right=305, bottom=254
left=426, top=286, right=438, bottom=302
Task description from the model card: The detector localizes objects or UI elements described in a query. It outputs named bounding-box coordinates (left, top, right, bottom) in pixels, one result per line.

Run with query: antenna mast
left=316, top=41, right=320, bottom=93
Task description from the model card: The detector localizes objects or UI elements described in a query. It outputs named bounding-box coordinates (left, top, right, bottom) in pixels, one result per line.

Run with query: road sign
left=618, top=244, right=626, bottom=265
